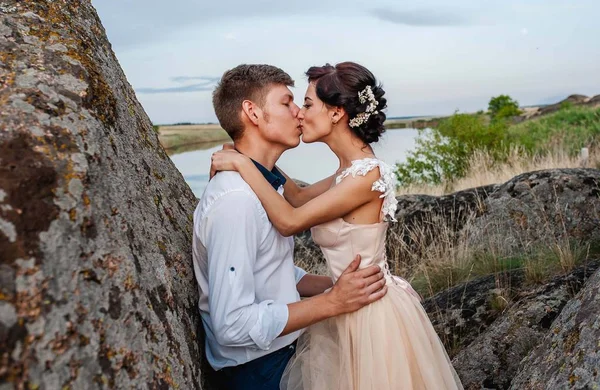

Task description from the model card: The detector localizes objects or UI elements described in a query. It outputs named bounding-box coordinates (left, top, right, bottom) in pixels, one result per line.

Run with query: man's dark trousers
left=215, top=341, right=297, bottom=389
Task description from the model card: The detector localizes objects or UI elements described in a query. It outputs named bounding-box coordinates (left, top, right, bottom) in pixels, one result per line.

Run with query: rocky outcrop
left=462, top=169, right=600, bottom=255
left=515, top=94, right=600, bottom=123
left=447, top=261, right=600, bottom=389
left=385, top=169, right=600, bottom=271
left=0, top=2, right=207, bottom=389
left=292, top=167, right=600, bottom=388
left=293, top=230, right=327, bottom=276
left=509, top=266, right=600, bottom=389
left=389, top=169, right=600, bottom=389
left=538, top=94, right=596, bottom=116
left=587, top=94, right=600, bottom=107
left=297, top=168, right=600, bottom=280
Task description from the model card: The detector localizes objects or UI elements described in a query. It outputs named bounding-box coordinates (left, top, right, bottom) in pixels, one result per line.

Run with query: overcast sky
left=93, top=0, right=600, bottom=124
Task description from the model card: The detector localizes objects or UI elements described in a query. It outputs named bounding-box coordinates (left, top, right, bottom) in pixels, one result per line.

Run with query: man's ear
left=242, top=100, right=260, bottom=126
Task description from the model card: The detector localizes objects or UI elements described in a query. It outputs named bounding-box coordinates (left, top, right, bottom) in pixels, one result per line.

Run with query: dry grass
left=397, top=146, right=599, bottom=197
left=393, top=185, right=596, bottom=300
left=400, top=215, right=594, bottom=300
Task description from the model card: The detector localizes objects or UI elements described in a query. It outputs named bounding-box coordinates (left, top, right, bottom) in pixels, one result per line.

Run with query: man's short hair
left=212, top=64, right=295, bottom=141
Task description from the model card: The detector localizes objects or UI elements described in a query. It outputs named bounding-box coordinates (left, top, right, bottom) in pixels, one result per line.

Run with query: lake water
left=169, top=129, right=420, bottom=197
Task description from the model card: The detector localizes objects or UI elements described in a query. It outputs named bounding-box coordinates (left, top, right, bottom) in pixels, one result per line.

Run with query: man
left=192, top=64, right=387, bottom=389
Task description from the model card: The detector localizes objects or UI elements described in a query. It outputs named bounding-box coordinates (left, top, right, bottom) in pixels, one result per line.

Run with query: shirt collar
left=251, top=159, right=287, bottom=190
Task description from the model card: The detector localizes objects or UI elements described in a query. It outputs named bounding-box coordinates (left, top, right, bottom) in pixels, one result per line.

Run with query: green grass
left=507, top=106, right=600, bottom=155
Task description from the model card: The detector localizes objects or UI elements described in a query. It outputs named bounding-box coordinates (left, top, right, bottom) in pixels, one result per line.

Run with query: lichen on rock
left=0, top=1, right=208, bottom=388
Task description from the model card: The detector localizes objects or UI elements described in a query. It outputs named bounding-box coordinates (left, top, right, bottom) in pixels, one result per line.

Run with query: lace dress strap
left=335, top=158, right=398, bottom=222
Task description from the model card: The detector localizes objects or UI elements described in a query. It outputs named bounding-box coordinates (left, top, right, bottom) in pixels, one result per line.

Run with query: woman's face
left=297, top=83, right=335, bottom=143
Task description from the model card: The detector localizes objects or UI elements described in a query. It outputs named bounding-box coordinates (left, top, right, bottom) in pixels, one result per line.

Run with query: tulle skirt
left=280, top=279, right=464, bottom=390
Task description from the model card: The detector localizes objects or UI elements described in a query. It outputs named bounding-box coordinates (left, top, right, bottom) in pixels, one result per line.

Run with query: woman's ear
left=331, top=106, right=347, bottom=124
left=242, top=100, right=260, bottom=126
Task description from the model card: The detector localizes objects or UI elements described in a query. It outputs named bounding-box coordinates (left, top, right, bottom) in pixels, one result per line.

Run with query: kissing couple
left=192, top=62, right=463, bottom=389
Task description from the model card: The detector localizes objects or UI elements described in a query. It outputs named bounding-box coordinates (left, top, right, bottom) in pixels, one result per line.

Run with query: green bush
left=395, top=105, right=600, bottom=187
left=488, top=95, right=521, bottom=120
left=395, top=113, right=508, bottom=186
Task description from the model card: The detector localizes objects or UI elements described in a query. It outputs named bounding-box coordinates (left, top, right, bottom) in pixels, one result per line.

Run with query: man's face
left=257, top=84, right=302, bottom=149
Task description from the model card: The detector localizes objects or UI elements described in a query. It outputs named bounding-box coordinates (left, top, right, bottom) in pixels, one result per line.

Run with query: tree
left=488, top=95, right=522, bottom=120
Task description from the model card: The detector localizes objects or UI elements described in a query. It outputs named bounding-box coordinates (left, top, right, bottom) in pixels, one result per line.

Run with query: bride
left=210, top=61, right=463, bottom=390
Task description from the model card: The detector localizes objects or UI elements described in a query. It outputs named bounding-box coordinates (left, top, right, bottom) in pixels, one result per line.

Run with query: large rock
left=385, top=169, right=600, bottom=272
left=510, top=266, right=600, bottom=389
left=420, top=269, right=525, bottom=357
left=293, top=230, right=327, bottom=276
left=463, top=169, right=600, bottom=255
left=448, top=260, right=600, bottom=389
left=0, top=1, right=206, bottom=389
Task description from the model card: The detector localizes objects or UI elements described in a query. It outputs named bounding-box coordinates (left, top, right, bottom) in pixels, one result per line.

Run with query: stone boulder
left=420, top=269, right=525, bottom=357
left=463, top=169, right=600, bottom=256
left=509, top=266, right=600, bottom=389
left=384, top=169, right=600, bottom=272
left=0, top=1, right=207, bottom=389
left=447, top=260, right=600, bottom=389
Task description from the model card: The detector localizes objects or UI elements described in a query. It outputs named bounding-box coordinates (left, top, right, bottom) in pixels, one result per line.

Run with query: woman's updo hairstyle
left=305, top=62, right=387, bottom=144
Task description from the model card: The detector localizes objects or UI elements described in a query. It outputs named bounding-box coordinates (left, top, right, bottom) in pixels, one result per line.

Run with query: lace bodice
left=335, top=158, right=398, bottom=222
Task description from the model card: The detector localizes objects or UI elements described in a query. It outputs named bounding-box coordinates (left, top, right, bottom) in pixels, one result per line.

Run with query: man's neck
left=234, top=137, right=285, bottom=170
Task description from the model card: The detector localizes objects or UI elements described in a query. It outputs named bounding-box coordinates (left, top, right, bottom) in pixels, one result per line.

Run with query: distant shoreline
left=157, top=124, right=230, bottom=151
left=157, top=94, right=600, bottom=151
left=157, top=119, right=431, bottom=152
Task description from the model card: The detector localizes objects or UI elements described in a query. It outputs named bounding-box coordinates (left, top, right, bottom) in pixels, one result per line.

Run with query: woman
left=210, top=62, right=463, bottom=390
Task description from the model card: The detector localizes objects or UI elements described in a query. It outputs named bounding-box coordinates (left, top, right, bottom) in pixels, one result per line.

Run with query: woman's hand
left=210, top=149, right=251, bottom=179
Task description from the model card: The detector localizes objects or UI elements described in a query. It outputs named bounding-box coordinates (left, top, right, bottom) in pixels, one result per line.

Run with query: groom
left=192, top=64, right=387, bottom=389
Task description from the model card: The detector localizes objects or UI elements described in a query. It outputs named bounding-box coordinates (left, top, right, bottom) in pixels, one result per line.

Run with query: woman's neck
left=324, top=126, right=375, bottom=172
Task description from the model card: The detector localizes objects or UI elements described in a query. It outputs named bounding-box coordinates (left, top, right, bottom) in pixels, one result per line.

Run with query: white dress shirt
left=192, top=171, right=307, bottom=370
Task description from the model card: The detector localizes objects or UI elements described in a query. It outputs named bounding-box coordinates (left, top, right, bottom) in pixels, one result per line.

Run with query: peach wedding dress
left=280, top=158, right=463, bottom=390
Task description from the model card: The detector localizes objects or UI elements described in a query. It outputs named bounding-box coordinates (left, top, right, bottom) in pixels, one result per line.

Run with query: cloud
left=93, top=0, right=320, bottom=48
left=137, top=76, right=219, bottom=94
left=370, top=8, right=471, bottom=26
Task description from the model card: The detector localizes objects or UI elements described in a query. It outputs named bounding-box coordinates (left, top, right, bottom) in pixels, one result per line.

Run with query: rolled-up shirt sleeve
left=294, top=266, right=307, bottom=284
left=203, top=191, right=289, bottom=350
